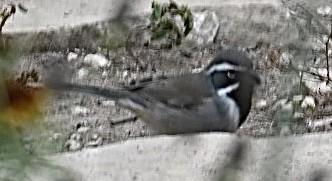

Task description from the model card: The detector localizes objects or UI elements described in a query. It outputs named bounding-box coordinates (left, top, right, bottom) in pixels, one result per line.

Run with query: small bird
left=48, top=49, right=260, bottom=135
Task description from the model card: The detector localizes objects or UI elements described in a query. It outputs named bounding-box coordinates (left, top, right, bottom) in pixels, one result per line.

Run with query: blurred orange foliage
left=0, top=70, right=48, bottom=131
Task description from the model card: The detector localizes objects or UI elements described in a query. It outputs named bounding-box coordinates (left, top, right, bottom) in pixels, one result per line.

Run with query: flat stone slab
left=42, top=132, right=332, bottom=181
left=3, top=0, right=281, bottom=33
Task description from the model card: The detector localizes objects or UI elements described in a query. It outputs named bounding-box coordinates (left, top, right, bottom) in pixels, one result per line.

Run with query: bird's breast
left=214, top=94, right=240, bottom=131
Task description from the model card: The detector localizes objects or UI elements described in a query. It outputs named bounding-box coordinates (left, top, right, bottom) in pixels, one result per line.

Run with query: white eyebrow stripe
left=206, top=63, right=245, bottom=75
left=217, top=83, right=240, bottom=96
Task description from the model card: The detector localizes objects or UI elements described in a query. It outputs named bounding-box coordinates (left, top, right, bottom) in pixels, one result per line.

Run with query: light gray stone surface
left=45, top=132, right=332, bottom=181
left=3, top=0, right=281, bottom=33
left=184, top=10, right=220, bottom=45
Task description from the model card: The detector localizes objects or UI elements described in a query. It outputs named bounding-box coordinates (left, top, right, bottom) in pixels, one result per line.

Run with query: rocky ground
left=3, top=1, right=332, bottom=154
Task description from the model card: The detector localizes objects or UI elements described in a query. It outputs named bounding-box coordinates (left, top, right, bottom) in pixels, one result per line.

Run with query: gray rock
left=46, top=133, right=332, bottom=181
left=101, top=70, right=108, bottom=78
left=302, top=68, right=332, bottom=94
left=52, top=133, right=62, bottom=140
left=71, top=106, right=91, bottom=115
left=292, top=95, right=303, bottom=103
left=83, top=53, right=110, bottom=68
left=67, top=52, right=78, bottom=62
left=301, top=96, right=316, bottom=109
left=317, top=6, right=332, bottom=16
left=77, top=68, right=89, bottom=79
left=278, top=52, right=292, bottom=67
left=273, top=99, right=293, bottom=113
left=85, top=135, right=103, bottom=147
left=100, top=100, right=116, bottom=107
left=255, top=99, right=268, bottom=109
left=306, top=117, right=332, bottom=132
left=64, top=139, right=82, bottom=151
left=70, top=133, right=82, bottom=141
left=184, top=10, right=219, bottom=45
left=77, top=127, right=91, bottom=134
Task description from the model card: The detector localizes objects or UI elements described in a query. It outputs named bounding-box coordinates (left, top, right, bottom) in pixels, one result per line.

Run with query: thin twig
left=290, top=65, right=327, bottom=81
left=0, top=4, right=16, bottom=33
left=110, top=115, right=137, bottom=125
left=325, top=18, right=332, bottom=83
left=299, top=68, right=304, bottom=92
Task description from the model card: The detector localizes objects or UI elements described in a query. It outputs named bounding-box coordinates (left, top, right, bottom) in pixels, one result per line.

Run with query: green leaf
left=151, top=29, right=167, bottom=40
left=151, top=1, right=163, bottom=21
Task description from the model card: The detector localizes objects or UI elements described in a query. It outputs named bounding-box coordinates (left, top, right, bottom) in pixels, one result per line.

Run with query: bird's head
left=205, top=49, right=260, bottom=125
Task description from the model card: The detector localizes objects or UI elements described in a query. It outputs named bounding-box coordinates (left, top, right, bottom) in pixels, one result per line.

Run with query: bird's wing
left=128, top=73, right=215, bottom=108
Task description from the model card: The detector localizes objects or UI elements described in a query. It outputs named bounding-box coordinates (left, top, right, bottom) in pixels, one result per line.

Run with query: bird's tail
left=52, top=82, right=147, bottom=112
left=42, top=63, right=127, bottom=100
left=43, top=64, right=148, bottom=111
left=53, top=82, right=129, bottom=101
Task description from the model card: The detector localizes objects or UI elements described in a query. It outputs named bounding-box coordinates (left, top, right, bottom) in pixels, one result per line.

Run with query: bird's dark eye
left=227, top=70, right=236, bottom=79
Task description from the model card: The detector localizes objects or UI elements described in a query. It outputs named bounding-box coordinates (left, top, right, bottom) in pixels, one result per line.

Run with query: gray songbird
left=49, top=49, right=260, bottom=135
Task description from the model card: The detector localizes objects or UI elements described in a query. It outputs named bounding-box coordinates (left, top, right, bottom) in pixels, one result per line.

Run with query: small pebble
left=77, top=126, right=90, bottom=133
left=101, top=100, right=116, bottom=106
left=192, top=68, right=203, bottom=73
left=64, top=140, right=82, bottom=151
left=71, top=106, right=91, bottom=115
left=318, top=82, right=331, bottom=94
left=122, top=70, right=129, bottom=78
left=67, top=52, right=78, bottom=62
left=301, top=96, right=315, bottom=109
left=52, top=133, right=62, bottom=140
left=292, top=95, right=303, bottom=102
left=293, top=112, right=304, bottom=119
left=70, top=133, right=82, bottom=141
left=102, top=70, right=108, bottom=78
left=85, top=137, right=103, bottom=147
left=256, top=99, right=268, bottom=109
left=317, top=6, right=332, bottom=16
left=83, top=53, right=110, bottom=68
left=77, top=68, right=89, bottom=79
left=91, top=133, right=99, bottom=140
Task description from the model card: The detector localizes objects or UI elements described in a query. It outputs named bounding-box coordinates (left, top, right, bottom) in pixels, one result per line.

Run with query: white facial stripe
left=216, top=82, right=241, bottom=131
left=206, top=63, right=245, bottom=75
left=222, top=96, right=240, bottom=131
left=217, top=83, right=240, bottom=96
